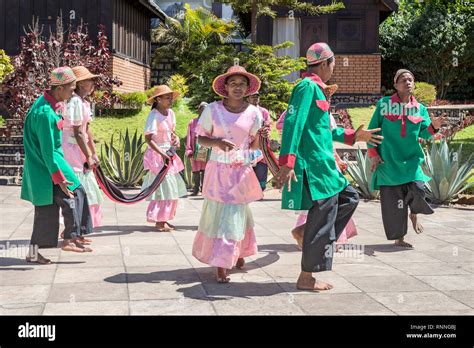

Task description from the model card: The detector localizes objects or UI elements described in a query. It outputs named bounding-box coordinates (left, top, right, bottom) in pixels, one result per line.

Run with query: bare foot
left=236, top=258, right=245, bottom=270
left=394, top=238, right=413, bottom=248
left=409, top=213, right=424, bottom=234
left=296, top=272, right=333, bottom=291
left=155, top=222, right=173, bottom=232
left=216, top=267, right=230, bottom=283
left=291, top=225, right=304, bottom=250
left=61, top=241, right=87, bottom=253
left=72, top=239, right=93, bottom=252
left=26, top=252, right=52, bottom=265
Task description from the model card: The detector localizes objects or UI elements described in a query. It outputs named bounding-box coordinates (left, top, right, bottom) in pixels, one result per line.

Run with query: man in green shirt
left=367, top=69, right=446, bottom=248
left=277, top=43, right=383, bottom=291
left=21, top=67, right=93, bottom=264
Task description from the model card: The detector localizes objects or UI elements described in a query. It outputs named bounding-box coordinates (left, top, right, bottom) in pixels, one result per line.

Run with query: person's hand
left=159, top=150, right=171, bottom=162
left=429, top=112, right=448, bottom=130
left=276, top=165, right=297, bottom=191
left=258, top=123, right=271, bottom=138
left=92, top=154, right=100, bottom=166
left=171, top=133, right=180, bottom=147
left=370, top=156, right=384, bottom=172
left=86, top=156, right=97, bottom=169
left=59, top=180, right=74, bottom=198
left=355, top=125, right=383, bottom=146
left=215, top=139, right=236, bottom=152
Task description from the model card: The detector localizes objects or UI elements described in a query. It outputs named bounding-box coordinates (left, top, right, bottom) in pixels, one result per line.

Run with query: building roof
left=380, top=0, right=398, bottom=12
left=138, top=0, right=168, bottom=20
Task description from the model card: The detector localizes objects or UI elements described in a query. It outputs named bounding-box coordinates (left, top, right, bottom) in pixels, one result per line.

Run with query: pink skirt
left=190, top=159, right=207, bottom=172
left=192, top=228, right=257, bottom=269
left=202, top=161, right=262, bottom=204
left=147, top=200, right=178, bottom=222
left=144, top=148, right=184, bottom=175
left=89, top=204, right=102, bottom=228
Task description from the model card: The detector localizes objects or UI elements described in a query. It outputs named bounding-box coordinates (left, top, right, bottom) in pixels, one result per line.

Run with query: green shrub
left=414, top=82, right=437, bottom=106
left=117, top=92, right=147, bottom=109
left=0, top=49, right=13, bottom=83
left=100, top=128, right=146, bottom=187
left=423, top=139, right=473, bottom=204
left=346, top=149, right=379, bottom=200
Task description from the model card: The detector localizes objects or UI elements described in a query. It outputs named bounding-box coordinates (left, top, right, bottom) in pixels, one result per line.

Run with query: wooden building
left=0, top=0, right=166, bottom=92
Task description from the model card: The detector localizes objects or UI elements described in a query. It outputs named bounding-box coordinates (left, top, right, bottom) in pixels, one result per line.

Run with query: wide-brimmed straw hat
left=50, top=67, right=76, bottom=86
left=212, top=65, right=261, bottom=98
left=146, top=85, right=180, bottom=104
left=72, top=66, right=100, bottom=82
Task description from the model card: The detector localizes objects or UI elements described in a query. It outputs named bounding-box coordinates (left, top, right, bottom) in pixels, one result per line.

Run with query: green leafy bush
left=414, top=82, right=437, bottom=106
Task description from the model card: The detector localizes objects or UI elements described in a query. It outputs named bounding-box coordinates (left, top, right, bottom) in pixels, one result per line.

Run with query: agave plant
left=422, top=139, right=473, bottom=204
left=100, top=128, right=146, bottom=187
left=346, top=149, right=379, bottom=200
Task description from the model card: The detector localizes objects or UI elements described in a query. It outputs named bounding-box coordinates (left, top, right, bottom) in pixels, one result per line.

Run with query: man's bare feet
left=236, top=258, right=245, bottom=270
left=155, top=222, right=173, bottom=232
left=394, top=238, right=413, bottom=248
left=409, top=213, right=424, bottom=234
left=296, top=271, right=333, bottom=291
left=60, top=232, right=93, bottom=244
left=216, top=267, right=230, bottom=283
left=61, top=240, right=92, bottom=253
left=291, top=225, right=304, bottom=250
left=26, top=252, right=52, bottom=265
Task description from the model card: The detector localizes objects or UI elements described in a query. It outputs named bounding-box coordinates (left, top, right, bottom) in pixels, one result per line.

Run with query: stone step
left=0, top=164, right=23, bottom=177
left=0, top=154, right=24, bottom=165
left=0, top=127, right=22, bottom=136
left=0, top=144, right=25, bottom=155
left=0, top=176, right=19, bottom=185
left=0, top=135, right=23, bottom=145
left=4, top=118, right=23, bottom=125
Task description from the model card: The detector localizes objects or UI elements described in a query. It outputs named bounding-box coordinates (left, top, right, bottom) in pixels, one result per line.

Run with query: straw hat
left=146, top=85, right=180, bottom=105
left=212, top=65, right=261, bottom=98
left=50, top=67, right=76, bottom=86
left=72, top=66, right=100, bottom=82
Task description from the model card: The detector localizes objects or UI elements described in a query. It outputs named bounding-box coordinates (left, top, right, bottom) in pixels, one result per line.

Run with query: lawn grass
left=346, top=106, right=376, bottom=130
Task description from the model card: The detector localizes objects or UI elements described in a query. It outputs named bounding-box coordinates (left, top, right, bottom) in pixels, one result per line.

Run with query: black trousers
left=302, top=176, right=359, bottom=273
left=380, top=181, right=434, bottom=240
left=192, top=170, right=205, bottom=194
left=30, top=185, right=92, bottom=248
left=253, top=162, right=268, bottom=191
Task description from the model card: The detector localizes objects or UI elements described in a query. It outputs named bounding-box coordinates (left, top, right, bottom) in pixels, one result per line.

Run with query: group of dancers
left=20, top=42, right=446, bottom=290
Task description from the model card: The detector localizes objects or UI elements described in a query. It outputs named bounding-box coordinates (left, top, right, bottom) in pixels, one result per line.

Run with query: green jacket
left=21, top=92, right=80, bottom=206
left=367, top=94, right=436, bottom=190
left=279, top=73, right=356, bottom=210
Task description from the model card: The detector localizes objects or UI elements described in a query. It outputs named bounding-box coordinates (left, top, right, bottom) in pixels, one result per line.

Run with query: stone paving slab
left=0, top=186, right=473, bottom=315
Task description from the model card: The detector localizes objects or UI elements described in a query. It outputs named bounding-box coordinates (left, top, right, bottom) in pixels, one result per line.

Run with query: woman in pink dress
left=141, top=85, right=187, bottom=232
left=185, top=102, right=209, bottom=196
left=62, top=66, right=103, bottom=236
left=192, top=66, right=270, bottom=283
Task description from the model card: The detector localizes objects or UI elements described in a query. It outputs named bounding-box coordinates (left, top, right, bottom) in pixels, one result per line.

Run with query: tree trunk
left=251, top=0, right=258, bottom=43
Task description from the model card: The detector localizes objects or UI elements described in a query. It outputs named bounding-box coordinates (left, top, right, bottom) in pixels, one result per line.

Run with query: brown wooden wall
left=0, top=0, right=113, bottom=56
left=113, top=0, right=151, bottom=66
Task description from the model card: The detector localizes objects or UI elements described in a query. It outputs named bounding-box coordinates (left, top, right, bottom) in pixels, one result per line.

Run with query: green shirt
left=367, top=94, right=436, bottom=190
left=279, top=73, right=356, bottom=210
left=21, top=93, right=80, bottom=206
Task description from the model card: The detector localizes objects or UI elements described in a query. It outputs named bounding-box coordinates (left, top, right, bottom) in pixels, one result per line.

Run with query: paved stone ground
left=0, top=186, right=473, bottom=315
